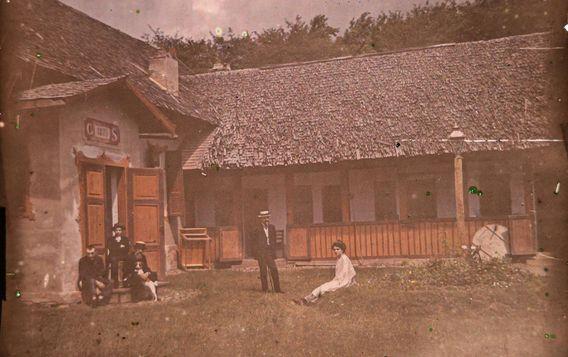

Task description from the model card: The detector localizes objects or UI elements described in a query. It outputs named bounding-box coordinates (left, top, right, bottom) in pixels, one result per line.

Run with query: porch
left=172, top=151, right=537, bottom=267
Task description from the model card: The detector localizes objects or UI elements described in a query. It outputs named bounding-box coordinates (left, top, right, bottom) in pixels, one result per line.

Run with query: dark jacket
left=77, top=255, right=107, bottom=288
left=253, top=223, right=277, bottom=257
left=124, top=251, right=157, bottom=286
left=107, top=236, right=131, bottom=259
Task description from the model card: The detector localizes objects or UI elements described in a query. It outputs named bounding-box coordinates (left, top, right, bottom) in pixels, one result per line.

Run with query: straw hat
left=257, top=210, right=271, bottom=218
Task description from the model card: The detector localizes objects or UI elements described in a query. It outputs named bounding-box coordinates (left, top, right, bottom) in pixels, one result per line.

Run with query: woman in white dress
left=294, top=240, right=356, bottom=305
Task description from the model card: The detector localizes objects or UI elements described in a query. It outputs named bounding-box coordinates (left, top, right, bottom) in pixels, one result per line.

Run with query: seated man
left=124, top=259, right=158, bottom=302
left=293, top=240, right=356, bottom=305
left=78, top=245, right=113, bottom=308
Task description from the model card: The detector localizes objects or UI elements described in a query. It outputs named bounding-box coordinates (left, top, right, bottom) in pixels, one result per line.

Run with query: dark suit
left=254, top=223, right=282, bottom=292
left=107, top=235, right=131, bottom=287
left=78, top=255, right=112, bottom=306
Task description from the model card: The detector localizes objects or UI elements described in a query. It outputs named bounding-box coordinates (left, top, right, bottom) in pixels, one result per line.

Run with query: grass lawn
left=1, top=260, right=567, bottom=356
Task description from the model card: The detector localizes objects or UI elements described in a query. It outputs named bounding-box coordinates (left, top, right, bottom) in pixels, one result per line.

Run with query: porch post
left=449, top=124, right=467, bottom=246
left=523, top=161, right=537, bottom=252
left=285, top=173, right=295, bottom=225
left=340, top=169, right=351, bottom=223
left=454, top=154, right=467, bottom=245
left=232, top=174, right=242, bottom=227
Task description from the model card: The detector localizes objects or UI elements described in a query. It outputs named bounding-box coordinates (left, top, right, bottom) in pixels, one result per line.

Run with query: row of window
left=212, top=176, right=513, bottom=226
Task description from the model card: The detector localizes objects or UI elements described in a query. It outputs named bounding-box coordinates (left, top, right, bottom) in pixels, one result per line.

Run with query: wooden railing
left=287, top=216, right=534, bottom=260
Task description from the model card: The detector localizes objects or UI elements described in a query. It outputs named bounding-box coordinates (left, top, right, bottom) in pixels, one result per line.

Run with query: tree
left=143, top=0, right=566, bottom=74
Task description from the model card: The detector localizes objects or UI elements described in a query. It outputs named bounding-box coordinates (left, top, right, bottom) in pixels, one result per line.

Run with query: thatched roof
left=182, top=32, right=565, bottom=170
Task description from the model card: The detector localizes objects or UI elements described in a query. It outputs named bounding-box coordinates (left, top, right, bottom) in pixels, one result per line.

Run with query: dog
left=133, top=261, right=158, bottom=302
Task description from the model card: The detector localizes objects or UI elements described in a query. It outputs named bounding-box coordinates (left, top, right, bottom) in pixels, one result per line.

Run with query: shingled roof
left=18, top=76, right=124, bottom=100
left=7, top=0, right=214, bottom=123
left=182, top=32, right=565, bottom=170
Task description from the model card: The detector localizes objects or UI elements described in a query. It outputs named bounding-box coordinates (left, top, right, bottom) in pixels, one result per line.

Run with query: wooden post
left=285, top=173, right=295, bottom=226
left=183, top=172, right=196, bottom=227
left=340, top=169, right=351, bottom=223
left=232, top=174, right=242, bottom=227
left=454, top=154, right=467, bottom=246
left=232, top=174, right=244, bottom=260
left=523, top=161, right=537, bottom=252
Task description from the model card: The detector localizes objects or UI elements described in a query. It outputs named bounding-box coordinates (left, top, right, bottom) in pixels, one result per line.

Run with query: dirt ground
left=1, top=260, right=567, bottom=357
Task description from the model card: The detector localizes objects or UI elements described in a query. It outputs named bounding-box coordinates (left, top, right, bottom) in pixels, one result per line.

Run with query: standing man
left=78, top=245, right=113, bottom=307
left=254, top=210, right=283, bottom=293
left=107, top=223, right=131, bottom=288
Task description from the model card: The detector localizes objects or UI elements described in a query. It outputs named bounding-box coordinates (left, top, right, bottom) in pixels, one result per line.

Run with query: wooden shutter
left=82, top=165, right=107, bottom=251
left=128, top=168, right=165, bottom=278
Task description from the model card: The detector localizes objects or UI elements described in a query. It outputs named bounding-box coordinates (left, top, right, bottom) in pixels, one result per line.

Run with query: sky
left=61, top=0, right=435, bottom=40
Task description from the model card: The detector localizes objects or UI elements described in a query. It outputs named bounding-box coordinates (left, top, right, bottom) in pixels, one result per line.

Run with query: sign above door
left=84, top=118, right=120, bottom=145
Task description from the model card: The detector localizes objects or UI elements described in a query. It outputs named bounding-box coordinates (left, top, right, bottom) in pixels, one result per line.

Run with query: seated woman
left=294, top=240, right=356, bottom=305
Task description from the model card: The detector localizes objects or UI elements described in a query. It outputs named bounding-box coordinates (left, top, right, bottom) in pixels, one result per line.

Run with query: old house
left=176, top=32, right=567, bottom=265
left=1, top=0, right=566, bottom=302
left=1, top=0, right=214, bottom=302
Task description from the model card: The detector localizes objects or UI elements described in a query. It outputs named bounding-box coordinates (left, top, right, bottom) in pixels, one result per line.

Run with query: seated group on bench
left=77, top=223, right=158, bottom=307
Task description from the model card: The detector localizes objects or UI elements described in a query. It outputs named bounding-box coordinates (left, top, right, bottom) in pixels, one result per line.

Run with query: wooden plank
left=509, top=217, right=535, bottom=255
left=219, top=228, right=242, bottom=261
left=417, top=224, right=423, bottom=256
left=128, top=168, right=165, bottom=278
left=15, top=99, right=66, bottom=110
left=400, top=224, right=408, bottom=256
left=287, top=227, right=310, bottom=260
left=361, top=225, right=368, bottom=257
left=425, top=221, right=432, bottom=256
left=309, top=227, right=317, bottom=259
left=394, top=222, right=401, bottom=256
left=87, top=204, right=105, bottom=246
left=371, top=224, right=378, bottom=257
left=126, top=81, right=176, bottom=135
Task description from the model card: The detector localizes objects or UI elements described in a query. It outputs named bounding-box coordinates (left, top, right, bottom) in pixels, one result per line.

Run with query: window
left=215, top=190, right=234, bottom=226
left=375, top=180, right=397, bottom=220
left=293, top=185, right=313, bottom=225
left=322, top=185, right=342, bottom=223
left=480, top=174, right=511, bottom=217
left=406, top=178, right=436, bottom=219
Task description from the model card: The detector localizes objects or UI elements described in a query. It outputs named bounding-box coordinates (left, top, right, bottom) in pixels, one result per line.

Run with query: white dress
left=307, top=254, right=356, bottom=301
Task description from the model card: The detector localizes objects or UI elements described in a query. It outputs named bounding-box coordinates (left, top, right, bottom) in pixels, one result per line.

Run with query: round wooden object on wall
left=472, top=224, right=510, bottom=261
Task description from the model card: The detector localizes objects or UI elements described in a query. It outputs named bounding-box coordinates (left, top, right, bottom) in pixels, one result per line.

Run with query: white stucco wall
left=436, top=175, right=456, bottom=218
left=349, top=169, right=375, bottom=222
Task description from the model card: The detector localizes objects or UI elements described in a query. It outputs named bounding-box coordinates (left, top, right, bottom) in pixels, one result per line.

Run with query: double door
left=81, top=164, right=165, bottom=278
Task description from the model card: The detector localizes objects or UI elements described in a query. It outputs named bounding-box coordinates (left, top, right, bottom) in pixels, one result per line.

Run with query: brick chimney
left=149, top=50, right=179, bottom=95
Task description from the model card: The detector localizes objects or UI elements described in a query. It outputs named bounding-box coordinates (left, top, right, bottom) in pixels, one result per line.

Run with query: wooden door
left=128, top=168, right=165, bottom=278
left=219, top=227, right=243, bottom=261
left=82, top=164, right=107, bottom=254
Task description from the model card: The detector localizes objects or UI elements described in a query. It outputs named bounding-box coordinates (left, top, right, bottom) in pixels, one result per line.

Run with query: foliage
left=378, top=258, right=534, bottom=289
left=144, top=0, right=566, bottom=73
